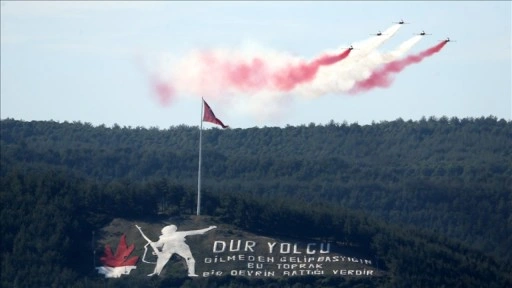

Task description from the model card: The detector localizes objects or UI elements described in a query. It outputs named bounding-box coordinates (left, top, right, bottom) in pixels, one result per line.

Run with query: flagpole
left=197, top=98, right=203, bottom=216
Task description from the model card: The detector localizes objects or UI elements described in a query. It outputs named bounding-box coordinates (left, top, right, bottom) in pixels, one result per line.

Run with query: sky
left=1, top=1, right=511, bottom=129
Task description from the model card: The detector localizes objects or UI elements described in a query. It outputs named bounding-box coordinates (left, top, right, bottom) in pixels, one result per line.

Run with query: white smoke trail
left=381, top=35, right=423, bottom=63
left=348, top=24, right=402, bottom=60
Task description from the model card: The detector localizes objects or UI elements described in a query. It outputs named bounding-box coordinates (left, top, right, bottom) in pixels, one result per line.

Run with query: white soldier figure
left=136, top=224, right=216, bottom=277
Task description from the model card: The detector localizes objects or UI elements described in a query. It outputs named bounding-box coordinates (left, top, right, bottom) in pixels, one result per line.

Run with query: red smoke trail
left=200, top=49, right=351, bottom=93
left=152, top=75, right=175, bottom=106
left=273, top=49, right=352, bottom=91
left=134, top=55, right=176, bottom=106
left=198, top=52, right=271, bottom=93
left=224, top=58, right=270, bottom=91
left=350, top=41, right=448, bottom=94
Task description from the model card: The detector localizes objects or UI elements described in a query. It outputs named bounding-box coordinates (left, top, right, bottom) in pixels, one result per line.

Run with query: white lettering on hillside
left=213, top=240, right=330, bottom=254
left=202, top=238, right=376, bottom=278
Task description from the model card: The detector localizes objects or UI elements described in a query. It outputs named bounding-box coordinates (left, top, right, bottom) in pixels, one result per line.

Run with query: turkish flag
left=203, top=99, right=229, bottom=128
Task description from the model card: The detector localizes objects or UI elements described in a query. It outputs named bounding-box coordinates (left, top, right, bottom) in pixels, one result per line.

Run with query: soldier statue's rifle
left=135, top=225, right=159, bottom=264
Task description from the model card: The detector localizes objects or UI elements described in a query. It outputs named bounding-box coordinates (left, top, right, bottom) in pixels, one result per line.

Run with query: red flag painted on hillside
left=203, top=99, right=228, bottom=128
left=96, top=234, right=139, bottom=278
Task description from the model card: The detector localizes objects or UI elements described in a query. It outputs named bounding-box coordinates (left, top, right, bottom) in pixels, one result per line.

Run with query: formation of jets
left=354, top=20, right=454, bottom=53
left=366, top=19, right=455, bottom=45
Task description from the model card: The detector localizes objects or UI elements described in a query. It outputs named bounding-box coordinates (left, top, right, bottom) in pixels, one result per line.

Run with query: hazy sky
left=1, top=1, right=510, bottom=129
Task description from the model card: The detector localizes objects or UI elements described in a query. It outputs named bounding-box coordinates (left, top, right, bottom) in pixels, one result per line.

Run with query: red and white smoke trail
left=349, top=40, right=449, bottom=94
left=272, top=49, right=351, bottom=91
left=296, top=33, right=422, bottom=97
left=142, top=24, right=448, bottom=123
left=174, top=48, right=351, bottom=97
left=149, top=25, right=402, bottom=103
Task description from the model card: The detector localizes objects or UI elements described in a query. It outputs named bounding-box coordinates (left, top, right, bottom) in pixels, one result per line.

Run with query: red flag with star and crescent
left=203, top=99, right=229, bottom=128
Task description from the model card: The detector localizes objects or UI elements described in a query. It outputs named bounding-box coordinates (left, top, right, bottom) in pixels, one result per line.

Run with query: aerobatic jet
left=393, top=19, right=410, bottom=24
left=370, top=30, right=383, bottom=36
left=441, top=37, right=456, bottom=42
left=415, top=30, right=432, bottom=36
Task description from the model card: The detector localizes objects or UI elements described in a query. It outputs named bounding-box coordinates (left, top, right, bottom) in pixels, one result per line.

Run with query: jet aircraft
left=393, top=19, right=410, bottom=24
left=441, top=37, right=456, bottom=42
left=416, top=30, right=432, bottom=36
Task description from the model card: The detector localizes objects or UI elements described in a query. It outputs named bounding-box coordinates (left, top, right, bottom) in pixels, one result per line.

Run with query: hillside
left=1, top=117, right=511, bottom=287
left=1, top=117, right=510, bottom=261
left=1, top=165, right=510, bottom=287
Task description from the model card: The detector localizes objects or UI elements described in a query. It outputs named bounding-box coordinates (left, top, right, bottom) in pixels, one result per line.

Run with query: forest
left=1, top=116, right=511, bottom=287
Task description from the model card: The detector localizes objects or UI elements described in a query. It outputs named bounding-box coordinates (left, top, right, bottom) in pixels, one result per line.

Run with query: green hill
left=1, top=117, right=511, bottom=287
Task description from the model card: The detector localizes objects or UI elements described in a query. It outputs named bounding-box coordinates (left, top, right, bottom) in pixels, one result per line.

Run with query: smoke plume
left=295, top=34, right=423, bottom=97
left=349, top=40, right=448, bottom=94
left=142, top=24, right=449, bottom=122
